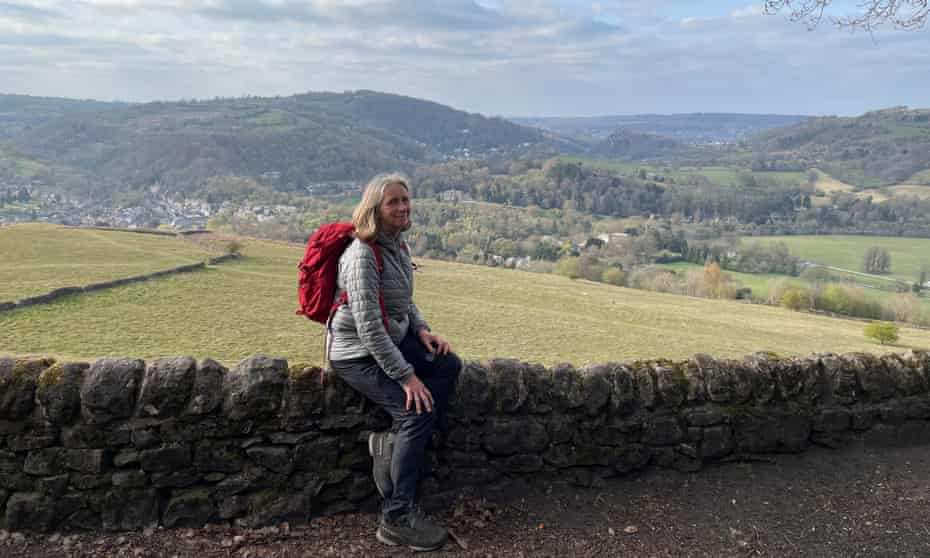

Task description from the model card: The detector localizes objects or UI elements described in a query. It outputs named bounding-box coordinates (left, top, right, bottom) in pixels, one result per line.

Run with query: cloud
left=0, top=1, right=65, bottom=21
left=2, top=0, right=928, bottom=116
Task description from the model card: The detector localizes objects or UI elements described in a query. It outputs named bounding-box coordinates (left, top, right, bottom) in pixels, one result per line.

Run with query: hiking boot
left=368, top=431, right=394, bottom=499
left=376, top=507, right=448, bottom=552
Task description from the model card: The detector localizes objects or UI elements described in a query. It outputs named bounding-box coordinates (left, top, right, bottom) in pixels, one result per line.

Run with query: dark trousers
left=330, top=332, right=462, bottom=520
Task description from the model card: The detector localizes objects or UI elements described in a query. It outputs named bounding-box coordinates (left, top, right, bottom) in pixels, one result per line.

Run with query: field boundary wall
left=0, top=350, right=928, bottom=531
left=0, top=255, right=238, bottom=314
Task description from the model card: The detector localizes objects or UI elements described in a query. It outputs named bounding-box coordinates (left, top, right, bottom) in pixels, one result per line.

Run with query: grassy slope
left=1, top=236, right=927, bottom=366
left=0, top=224, right=212, bottom=300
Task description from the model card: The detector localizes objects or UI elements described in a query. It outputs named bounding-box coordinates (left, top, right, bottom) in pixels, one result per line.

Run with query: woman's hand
left=417, top=329, right=451, bottom=356
left=401, top=374, right=433, bottom=414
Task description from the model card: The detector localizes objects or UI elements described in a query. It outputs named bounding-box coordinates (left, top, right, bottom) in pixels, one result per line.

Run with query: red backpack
left=295, top=223, right=389, bottom=332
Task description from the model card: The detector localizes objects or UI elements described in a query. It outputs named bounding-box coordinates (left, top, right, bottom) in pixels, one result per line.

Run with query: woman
left=327, top=172, right=462, bottom=552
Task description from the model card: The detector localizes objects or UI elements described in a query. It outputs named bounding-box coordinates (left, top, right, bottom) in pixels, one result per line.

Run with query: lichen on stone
left=37, top=363, right=66, bottom=391
left=288, top=362, right=322, bottom=381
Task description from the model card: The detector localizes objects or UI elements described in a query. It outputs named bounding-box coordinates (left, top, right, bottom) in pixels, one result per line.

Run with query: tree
left=863, top=246, right=891, bottom=273
left=864, top=322, right=900, bottom=345
left=765, top=0, right=928, bottom=30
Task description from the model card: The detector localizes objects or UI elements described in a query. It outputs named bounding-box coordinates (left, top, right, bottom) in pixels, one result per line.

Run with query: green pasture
left=1, top=235, right=928, bottom=367
left=558, top=157, right=805, bottom=187
left=0, top=224, right=212, bottom=301
left=752, top=235, right=930, bottom=282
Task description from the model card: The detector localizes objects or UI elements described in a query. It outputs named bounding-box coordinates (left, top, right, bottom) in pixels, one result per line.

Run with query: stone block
left=151, top=470, right=199, bottom=488
left=112, top=470, right=147, bottom=488
left=5, top=492, right=56, bottom=531
left=683, top=407, right=724, bottom=427
left=0, top=357, right=51, bottom=420
left=578, top=365, right=610, bottom=416
left=246, top=446, right=294, bottom=475
left=141, top=444, right=191, bottom=472
left=701, top=425, right=733, bottom=459
left=293, top=437, right=340, bottom=473
left=36, top=362, right=88, bottom=426
left=654, top=362, right=687, bottom=408
left=812, top=408, right=851, bottom=433
left=494, top=453, right=543, bottom=473
left=643, top=414, right=683, bottom=446
left=551, top=363, right=585, bottom=410
left=137, top=357, right=195, bottom=417
left=186, top=359, right=226, bottom=415
left=489, top=359, right=528, bottom=414
left=24, top=448, right=64, bottom=476
left=452, top=361, right=492, bottom=419
left=64, top=449, right=110, bottom=473
left=223, top=355, right=287, bottom=421
left=100, top=488, right=159, bottom=530
left=81, top=358, right=145, bottom=424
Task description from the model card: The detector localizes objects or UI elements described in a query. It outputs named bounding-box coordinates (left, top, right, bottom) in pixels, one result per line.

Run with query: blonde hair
left=352, top=172, right=411, bottom=242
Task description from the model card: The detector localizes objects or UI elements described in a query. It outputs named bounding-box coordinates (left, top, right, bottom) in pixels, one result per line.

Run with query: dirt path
left=3, top=444, right=930, bottom=557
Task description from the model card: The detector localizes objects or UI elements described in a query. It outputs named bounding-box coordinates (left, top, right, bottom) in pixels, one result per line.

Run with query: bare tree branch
left=765, top=0, right=928, bottom=30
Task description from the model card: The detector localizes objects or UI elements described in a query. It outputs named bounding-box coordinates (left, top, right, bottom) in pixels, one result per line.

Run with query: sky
left=0, top=0, right=927, bottom=117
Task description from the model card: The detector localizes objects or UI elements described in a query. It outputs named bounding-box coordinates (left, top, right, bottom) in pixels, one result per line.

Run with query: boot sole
left=376, top=527, right=444, bottom=552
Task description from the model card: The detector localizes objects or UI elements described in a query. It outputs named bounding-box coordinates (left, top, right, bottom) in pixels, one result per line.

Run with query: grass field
left=0, top=224, right=213, bottom=300
left=1, top=228, right=928, bottom=366
left=887, top=185, right=930, bottom=200
left=753, top=235, right=930, bottom=283
left=559, top=157, right=806, bottom=188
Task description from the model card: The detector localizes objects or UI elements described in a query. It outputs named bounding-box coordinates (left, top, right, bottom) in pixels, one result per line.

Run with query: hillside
left=750, top=106, right=930, bottom=187
left=591, top=128, right=685, bottom=160
left=0, top=91, right=547, bottom=194
left=1, top=225, right=927, bottom=364
left=0, top=93, right=127, bottom=140
left=512, top=113, right=809, bottom=143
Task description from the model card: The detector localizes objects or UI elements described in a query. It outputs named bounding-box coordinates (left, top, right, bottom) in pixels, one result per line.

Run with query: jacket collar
left=376, top=229, right=403, bottom=251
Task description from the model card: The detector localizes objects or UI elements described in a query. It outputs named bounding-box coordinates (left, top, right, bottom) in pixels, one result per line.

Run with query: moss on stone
left=288, top=362, right=323, bottom=380
left=719, top=403, right=763, bottom=419
left=4, top=357, right=55, bottom=386
left=37, top=363, right=66, bottom=391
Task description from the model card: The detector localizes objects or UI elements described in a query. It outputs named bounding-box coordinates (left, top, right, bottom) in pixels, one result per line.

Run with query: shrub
left=629, top=266, right=684, bottom=294
left=864, top=322, right=899, bottom=345
left=781, top=287, right=812, bottom=311
left=880, top=293, right=930, bottom=325
left=555, top=257, right=582, bottom=279
left=601, top=268, right=626, bottom=286
left=225, top=240, right=243, bottom=256
left=685, top=262, right=738, bottom=299
left=814, top=283, right=881, bottom=319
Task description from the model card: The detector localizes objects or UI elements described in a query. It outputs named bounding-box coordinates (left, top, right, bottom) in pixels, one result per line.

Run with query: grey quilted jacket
left=326, top=230, right=429, bottom=382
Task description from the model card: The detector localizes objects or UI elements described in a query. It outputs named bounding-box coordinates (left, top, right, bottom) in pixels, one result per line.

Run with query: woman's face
left=379, top=182, right=411, bottom=234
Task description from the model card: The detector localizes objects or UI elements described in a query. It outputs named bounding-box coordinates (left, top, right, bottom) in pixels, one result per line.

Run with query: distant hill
left=749, top=106, right=930, bottom=187
left=0, top=91, right=547, bottom=195
left=511, top=113, right=810, bottom=143
left=0, top=94, right=128, bottom=140
left=591, top=128, right=684, bottom=160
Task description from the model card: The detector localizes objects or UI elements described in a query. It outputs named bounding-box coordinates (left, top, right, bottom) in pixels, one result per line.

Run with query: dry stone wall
left=0, top=350, right=929, bottom=532
left=0, top=256, right=236, bottom=314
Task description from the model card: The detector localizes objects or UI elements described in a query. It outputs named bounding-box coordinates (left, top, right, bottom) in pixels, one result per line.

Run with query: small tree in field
left=863, top=246, right=891, bottom=274
left=864, top=322, right=900, bottom=345
left=225, top=240, right=243, bottom=256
